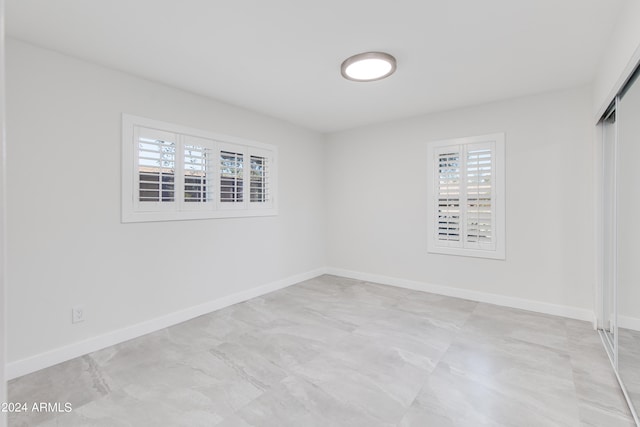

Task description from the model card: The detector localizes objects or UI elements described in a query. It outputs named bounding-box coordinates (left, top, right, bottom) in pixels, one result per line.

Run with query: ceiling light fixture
left=341, top=52, right=397, bottom=82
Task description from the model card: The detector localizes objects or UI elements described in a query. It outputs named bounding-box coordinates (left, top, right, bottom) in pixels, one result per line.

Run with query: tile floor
left=619, top=328, right=640, bottom=416
left=8, top=275, right=636, bottom=426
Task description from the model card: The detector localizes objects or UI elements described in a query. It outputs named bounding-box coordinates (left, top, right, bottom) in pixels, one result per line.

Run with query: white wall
left=326, top=86, right=595, bottom=317
left=5, top=39, right=326, bottom=369
left=593, top=0, right=640, bottom=118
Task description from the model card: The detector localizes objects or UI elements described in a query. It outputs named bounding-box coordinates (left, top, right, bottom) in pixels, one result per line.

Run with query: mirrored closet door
left=601, top=104, right=616, bottom=356
left=600, top=67, right=640, bottom=425
left=618, top=69, right=640, bottom=421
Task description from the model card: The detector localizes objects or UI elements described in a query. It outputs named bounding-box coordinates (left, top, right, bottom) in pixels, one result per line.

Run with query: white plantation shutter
left=250, top=155, right=268, bottom=202
left=182, top=136, right=216, bottom=211
left=436, top=148, right=462, bottom=246
left=249, top=148, right=274, bottom=208
left=219, top=149, right=245, bottom=205
left=428, top=133, right=505, bottom=259
left=122, top=115, right=278, bottom=222
left=134, top=127, right=177, bottom=212
left=465, top=143, right=495, bottom=250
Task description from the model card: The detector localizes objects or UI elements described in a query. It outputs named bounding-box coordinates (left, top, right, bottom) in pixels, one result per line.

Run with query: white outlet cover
left=72, top=305, right=85, bottom=323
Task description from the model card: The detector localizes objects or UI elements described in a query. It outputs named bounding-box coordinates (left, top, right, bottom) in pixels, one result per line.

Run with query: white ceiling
left=6, top=0, right=625, bottom=133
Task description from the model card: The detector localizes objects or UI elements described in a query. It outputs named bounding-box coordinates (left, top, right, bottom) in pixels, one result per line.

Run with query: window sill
left=122, top=208, right=278, bottom=223
left=427, top=246, right=506, bottom=260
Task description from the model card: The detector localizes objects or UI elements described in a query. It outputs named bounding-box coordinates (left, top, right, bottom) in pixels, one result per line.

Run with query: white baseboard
left=8, top=267, right=597, bottom=380
left=619, top=315, right=640, bottom=332
left=325, top=267, right=595, bottom=324
left=6, top=268, right=325, bottom=380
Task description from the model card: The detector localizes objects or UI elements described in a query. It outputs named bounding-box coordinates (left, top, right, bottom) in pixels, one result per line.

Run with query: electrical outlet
left=72, top=305, right=85, bottom=324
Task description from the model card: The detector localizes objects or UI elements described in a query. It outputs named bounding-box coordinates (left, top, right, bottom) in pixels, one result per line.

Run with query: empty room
left=2, top=0, right=640, bottom=426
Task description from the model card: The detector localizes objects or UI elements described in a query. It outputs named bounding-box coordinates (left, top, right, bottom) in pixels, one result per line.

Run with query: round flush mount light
left=341, top=52, right=397, bottom=82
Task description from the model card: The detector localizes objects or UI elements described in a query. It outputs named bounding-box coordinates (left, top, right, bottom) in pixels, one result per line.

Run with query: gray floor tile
left=401, top=361, right=577, bottom=427
left=619, top=328, right=640, bottom=409
left=393, top=290, right=478, bottom=331
left=292, top=333, right=431, bottom=423
left=464, top=303, right=571, bottom=353
left=8, top=355, right=112, bottom=426
left=7, top=275, right=634, bottom=426
left=222, top=375, right=390, bottom=427
left=567, top=323, right=634, bottom=425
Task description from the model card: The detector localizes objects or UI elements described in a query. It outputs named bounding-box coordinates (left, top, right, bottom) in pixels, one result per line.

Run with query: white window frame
left=122, top=114, right=278, bottom=223
left=427, top=133, right=506, bottom=260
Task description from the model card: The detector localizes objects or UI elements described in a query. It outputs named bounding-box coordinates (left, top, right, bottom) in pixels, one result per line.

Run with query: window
left=250, top=154, right=269, bottom=203
left=427, top=133, right=505, bottom=259
left=136, top=129, right=176, bottom=206
left=219, top=148, right=244, bottom=205
left=183, top=138, right=214, bottom=206
left=122, top=114, right=277, bottom=222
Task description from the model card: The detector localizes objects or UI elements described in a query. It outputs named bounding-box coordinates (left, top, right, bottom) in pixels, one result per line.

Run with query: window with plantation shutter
left=436, top=150, right=462, bottom=244
left=134, top=127, right=177, bottom=212
left=465, top=145, right=494, bottom=249
left=250, top=155, right=268, bottom=202
left=122, top=115, right=277, bottom=222
left=182, top=136, right=215, bottom=210
left=249, top=149, right=273, bottom=208
left=427, top=133, right=505, bottom=259
left=220, top=149, right=244, bottom=204
left=184, top=146, right=210, bottom=202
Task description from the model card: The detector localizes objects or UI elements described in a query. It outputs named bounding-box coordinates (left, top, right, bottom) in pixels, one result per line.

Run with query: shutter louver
left=250, top=155, right=269, bottom=203
left=466, top=147, right=493, bottom=244
left=137, top=136, right=176, bottom=203
left=437, top=150, right=462, bottom=243
left=220, top=151, right=244, bottom=203
left=184, top=144, right=214, bottom=203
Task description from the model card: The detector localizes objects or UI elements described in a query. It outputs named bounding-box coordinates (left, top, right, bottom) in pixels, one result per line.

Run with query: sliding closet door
left=617, top=71, right=640, bottom=411
left=602, top=107, right=617, bottom=352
